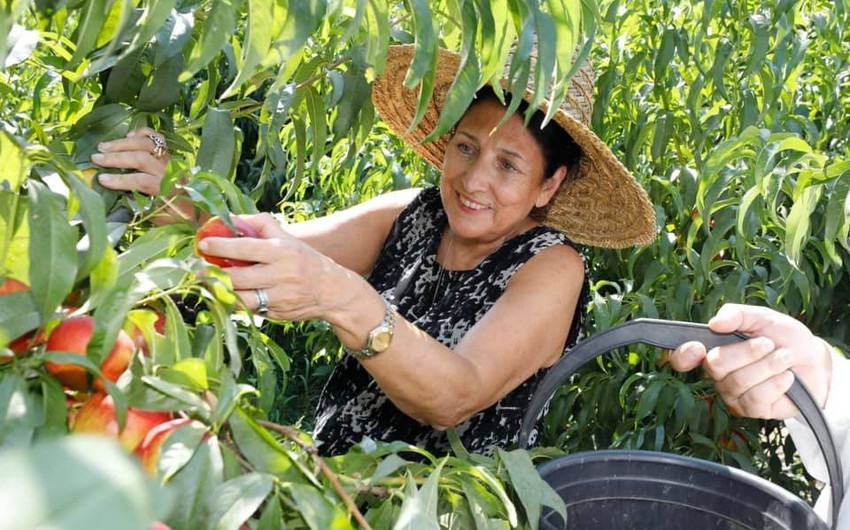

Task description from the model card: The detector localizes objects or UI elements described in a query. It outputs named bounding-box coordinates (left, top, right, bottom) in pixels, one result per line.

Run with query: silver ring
left=147, top=134, right=168, bottom=159
left=255, top=288, right=269, bottom=316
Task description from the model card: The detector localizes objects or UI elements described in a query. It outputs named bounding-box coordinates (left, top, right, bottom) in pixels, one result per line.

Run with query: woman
left=91, top=45, right=656, bottom=456
left=670, top=304, right=849, bottom=528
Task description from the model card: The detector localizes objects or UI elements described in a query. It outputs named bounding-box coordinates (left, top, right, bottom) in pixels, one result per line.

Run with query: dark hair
left=467, top=86, right=583, bottom=181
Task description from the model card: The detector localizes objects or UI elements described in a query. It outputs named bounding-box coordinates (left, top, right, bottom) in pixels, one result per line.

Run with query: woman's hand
left=669, top=303, right=833, bottom=419
left=196, top=213, right=354, bottom=322
left=91, top=127, right=169, bottom=196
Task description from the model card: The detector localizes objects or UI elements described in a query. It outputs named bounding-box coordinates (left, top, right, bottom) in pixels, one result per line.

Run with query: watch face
left=370, top=328, right=393, bottom=352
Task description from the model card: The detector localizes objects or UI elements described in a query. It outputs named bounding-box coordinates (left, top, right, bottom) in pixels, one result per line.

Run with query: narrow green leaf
left=392, top=460, right=444, bottom=530
left=403, top=0, right=438, bottom=133
left=196, top=107, right=236, bottom=177
left=0, top=131, right=29, bottom=191
left=785, top=185, right=822, bottom=266
left=181, top=0, right=242, bottom=82
left=0, top=374, right=42, bottom=449
left=497, top=448, right=567, bottom=530
left=165, top=436, right=225, bottom=530
left=0, top=435, right=169, bottom=530
left=67, top=0, right=109, bottom=68
left=228, top=408, right=296, bottom=478
left=0, top=291, right=40, bottom=347
left=208, top=473, right=273, bottom=530
left=288, top=483, right=356, bottom=530
left=27, top=181, right=76, bottom=318
left=221, top=0, right=274, bottom=98
left=122, top=0, right=179, bottom=60
left=137, top=53, right=184, bottom=112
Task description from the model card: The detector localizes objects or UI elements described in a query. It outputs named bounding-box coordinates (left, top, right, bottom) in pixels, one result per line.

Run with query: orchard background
left=1, top=0, right=849, bottom=529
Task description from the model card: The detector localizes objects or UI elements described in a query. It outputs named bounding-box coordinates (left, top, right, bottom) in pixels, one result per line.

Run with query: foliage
left=0, top=0, right=590, bottom=528
left=539, top=0, right=850, bottom=501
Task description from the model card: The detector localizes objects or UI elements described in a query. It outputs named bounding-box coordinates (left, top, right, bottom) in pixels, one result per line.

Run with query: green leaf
left=0, top=290, right=40, bottom=347
left=159, top=357, right=209, bottom=392
left=288, top=483, right=356, bottom=530
left=196, top=107, right=237, bottom=178
left=165, top=436, right=225, bottom=530
left=0, top=374, right=42, bottom=448
left=403, top=0, right=438, bottom=133
left=0, top=131, right=29, bottom=191
left=497, top=448, right=567, bottom=530
left=0, top=435, right=169, bottom=530
left=122, top=0, right=179, bottom=61
left=56, top=168, right=107, bottom=280
left=392, top=460, right=444, bottom=530
left=228, top=408, right=297, bottom=478
left=221, top=0, right=274, bottom=98
left=137, top=53, right=184, bottom=112
left=785, top=185, right=822, bottom=267
left=27, top=181, right=77, bottom=319
left=67, top=0, right=109, bottom=68
left=208, top=472, right=273, bottom=530
left=182, top=0, right=243, bottom=82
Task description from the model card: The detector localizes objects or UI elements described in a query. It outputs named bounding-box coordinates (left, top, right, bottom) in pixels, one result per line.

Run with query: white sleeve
left=784, top=349, right=850, bottom=528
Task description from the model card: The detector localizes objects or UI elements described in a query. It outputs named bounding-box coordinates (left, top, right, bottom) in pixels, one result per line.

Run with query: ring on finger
left=147, top=134, right=168, bottom=159
left=255, top=288, right=269, bottom=316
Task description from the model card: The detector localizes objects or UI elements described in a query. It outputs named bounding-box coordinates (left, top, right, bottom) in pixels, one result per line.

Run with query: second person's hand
left=669, top=303, right=833, bottom=419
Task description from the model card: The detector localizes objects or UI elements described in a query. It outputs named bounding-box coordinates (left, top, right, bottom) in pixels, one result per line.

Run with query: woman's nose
left=460, top=156, right=490, bottom=192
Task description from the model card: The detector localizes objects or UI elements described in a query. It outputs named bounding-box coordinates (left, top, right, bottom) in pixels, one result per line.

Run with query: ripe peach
left=71, top=393, right=171, bottom=452
left=44, top=316, right=136, bottom=391
left=193, top=216, right=259, bottom=268
left=135, top=417, right=196, bottom=476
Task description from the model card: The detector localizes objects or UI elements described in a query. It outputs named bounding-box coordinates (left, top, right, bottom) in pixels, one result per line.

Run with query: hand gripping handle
left=518, top=318, right=844, bottom=527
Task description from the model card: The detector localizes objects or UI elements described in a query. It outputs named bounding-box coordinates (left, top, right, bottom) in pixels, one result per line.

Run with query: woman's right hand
left=91, top=127, right=169, bottom=196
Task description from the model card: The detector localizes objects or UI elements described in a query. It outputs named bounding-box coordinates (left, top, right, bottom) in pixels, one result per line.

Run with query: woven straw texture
left=372, top=45, right=656, bottom=249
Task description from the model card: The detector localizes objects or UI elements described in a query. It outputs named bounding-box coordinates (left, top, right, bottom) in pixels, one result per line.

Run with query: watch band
left=345, top=298, right=396, bottom=359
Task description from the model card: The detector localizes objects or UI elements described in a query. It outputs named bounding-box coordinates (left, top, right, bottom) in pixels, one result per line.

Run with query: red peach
left=193, top=216, right=259, bottom=268
left=135, top=417, right=196, bottom=476
left=71, top=393, right=172, bottom=452
left=44, top=316, right=136, bottom=391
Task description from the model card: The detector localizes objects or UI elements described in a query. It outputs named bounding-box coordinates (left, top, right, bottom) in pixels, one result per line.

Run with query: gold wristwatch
left=347, top=298, right=396, bottom=359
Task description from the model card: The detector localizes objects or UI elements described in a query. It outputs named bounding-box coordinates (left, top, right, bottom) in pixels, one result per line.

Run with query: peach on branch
left=193, top=216, right=259, bottom=268
left=71, top=393, right=172, bottom=452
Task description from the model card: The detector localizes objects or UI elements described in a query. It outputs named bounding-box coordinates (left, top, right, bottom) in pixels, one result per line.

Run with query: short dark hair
left=467, top=86, right=583, bottom=181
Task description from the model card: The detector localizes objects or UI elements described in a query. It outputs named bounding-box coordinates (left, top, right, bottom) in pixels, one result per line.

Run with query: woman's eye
left=499, top=159, right=517, bottom=172
left=457, top=142, right=474, bottom=154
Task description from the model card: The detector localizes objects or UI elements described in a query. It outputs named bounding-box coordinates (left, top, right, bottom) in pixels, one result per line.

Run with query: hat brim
left=372, top=45, right=656, bottom=248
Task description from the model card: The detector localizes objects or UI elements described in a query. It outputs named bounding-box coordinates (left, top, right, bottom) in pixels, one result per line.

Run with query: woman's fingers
left=197, top=234, right=290, bottom=267
left=97, top=172, right=163, bottom=195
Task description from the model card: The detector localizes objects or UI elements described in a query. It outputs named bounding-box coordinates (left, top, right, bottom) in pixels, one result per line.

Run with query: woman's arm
left=283, top=188, right=420, bottom=275
left=203, top=229, right=585, bottom=428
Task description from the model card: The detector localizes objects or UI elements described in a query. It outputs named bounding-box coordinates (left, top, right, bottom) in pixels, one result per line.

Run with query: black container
left=519, top=319, right=844, bottom=530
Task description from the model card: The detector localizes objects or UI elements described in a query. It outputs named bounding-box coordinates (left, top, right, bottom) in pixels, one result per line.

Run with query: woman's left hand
left=196, top=213, right=348, bottom=322
left=92, top=127, right=170, bottom=195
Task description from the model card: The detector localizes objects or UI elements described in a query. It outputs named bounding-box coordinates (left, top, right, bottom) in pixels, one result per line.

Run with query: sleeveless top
left=313, top=187, right=587, bottom=456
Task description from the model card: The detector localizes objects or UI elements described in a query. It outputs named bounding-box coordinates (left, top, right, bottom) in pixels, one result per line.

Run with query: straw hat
left=371, top=44, right=656, bottom=248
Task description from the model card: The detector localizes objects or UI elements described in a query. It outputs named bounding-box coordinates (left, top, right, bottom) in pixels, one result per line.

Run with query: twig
left=257, top=420, right=373, bottom=530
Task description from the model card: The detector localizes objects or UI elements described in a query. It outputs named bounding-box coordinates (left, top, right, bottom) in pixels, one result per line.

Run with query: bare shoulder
left=510, top=240, right=585, bottom=292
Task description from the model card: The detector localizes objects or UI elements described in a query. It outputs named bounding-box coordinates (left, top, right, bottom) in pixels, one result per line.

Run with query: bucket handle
left=518, top=318, right=844, bottom=528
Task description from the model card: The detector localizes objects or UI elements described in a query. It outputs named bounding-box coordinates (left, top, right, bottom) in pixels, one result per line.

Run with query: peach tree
left=0, top=1, right=592, bottom=529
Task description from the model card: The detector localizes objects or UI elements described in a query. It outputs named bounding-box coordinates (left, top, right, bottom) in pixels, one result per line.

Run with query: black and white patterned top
left=313, top=187, right=587, bottom=456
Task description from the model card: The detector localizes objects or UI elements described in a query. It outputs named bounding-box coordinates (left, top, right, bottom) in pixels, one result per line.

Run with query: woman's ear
left=535, top=165, right=568, bottom=208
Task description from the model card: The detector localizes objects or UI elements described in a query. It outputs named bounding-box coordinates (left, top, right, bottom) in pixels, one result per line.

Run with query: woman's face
left=440, top=98, right=565, bottom=246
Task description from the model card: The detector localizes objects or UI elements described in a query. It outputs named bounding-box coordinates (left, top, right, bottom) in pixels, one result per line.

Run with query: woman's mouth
left=458, top=194, right=488, bottom=212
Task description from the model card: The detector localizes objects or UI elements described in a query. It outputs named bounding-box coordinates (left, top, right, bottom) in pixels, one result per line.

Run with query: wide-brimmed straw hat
left=372, top=44, right=656, bottom=248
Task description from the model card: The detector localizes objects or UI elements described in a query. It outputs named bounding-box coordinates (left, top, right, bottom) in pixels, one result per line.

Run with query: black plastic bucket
left=519, top=319, right=844, bottom=530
